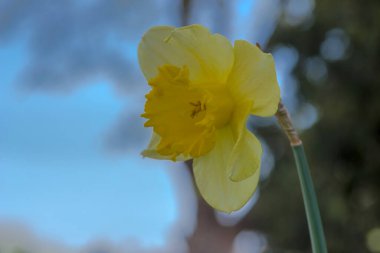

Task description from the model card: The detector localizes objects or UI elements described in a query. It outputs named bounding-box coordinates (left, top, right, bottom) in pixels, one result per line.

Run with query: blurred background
left=0, top=0, right=379, bottom=252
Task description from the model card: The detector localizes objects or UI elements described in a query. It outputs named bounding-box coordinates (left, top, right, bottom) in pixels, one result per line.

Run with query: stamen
left=190, top=101, right=206, bottom=118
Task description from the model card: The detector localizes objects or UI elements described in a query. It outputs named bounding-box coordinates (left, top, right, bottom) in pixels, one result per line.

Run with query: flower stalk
left=275, top=102, right=328, bottom=253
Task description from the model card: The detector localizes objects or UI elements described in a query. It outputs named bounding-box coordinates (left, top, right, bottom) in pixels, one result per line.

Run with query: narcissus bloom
left=138, top=24, right=280, bottom=212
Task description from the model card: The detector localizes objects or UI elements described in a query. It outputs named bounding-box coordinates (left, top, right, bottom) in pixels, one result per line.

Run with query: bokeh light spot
left=367, top=228, right=380, bottom=253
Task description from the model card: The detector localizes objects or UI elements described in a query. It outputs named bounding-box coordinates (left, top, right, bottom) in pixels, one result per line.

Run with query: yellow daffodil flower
left=138, top=24, right=280, bottom=213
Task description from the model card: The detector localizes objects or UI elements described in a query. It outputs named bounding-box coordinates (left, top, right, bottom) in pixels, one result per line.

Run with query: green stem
left=275, top=102, right=328, bottom=253
left=292, top=144, right=328, bottom=253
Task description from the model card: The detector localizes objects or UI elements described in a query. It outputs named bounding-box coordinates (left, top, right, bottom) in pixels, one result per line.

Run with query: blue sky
left=0, top=0, right=317, bottom=250
left=0, top=38, right=179, bottom=247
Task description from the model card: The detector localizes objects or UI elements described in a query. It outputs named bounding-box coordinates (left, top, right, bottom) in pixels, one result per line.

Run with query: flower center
left=142, top=64, right=235, bottom=160
left=190, top=101, right=206, bottom=118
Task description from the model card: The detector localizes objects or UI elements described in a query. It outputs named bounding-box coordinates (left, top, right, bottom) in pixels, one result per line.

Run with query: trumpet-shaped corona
left=142, top=64, right=235, bottom=159
left=138, top=24, right=280, bottom=212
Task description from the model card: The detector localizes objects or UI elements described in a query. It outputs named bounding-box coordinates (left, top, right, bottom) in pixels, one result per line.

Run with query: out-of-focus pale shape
left=0, top=221, right=72, bottom=253
left=232, top=230, right=267, bottom=253
left=166, top=163, right=197, bottom=239
left=231, top=0, right=281, bottom=47
left=284, top=0, right=315, bottom=26
left=0, top=219, right=193, bottom=253
left=259, top=140, right=275, bottom=180
left=367, top=228, right=380, bottom=253
left=320, top=28, right=350, bottom=61
left=215, top=192, right=259, bottom=227
left=293, top=103, right=319, bottom=130
left=186, top=0, right=228, bottom=34
left=273, top=45, right=299, bottom=112
left=305, top=56, right=328, bottom=84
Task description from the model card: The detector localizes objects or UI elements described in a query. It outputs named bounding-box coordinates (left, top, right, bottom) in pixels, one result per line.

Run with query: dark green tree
left=251, top=0, right=380, bottom=252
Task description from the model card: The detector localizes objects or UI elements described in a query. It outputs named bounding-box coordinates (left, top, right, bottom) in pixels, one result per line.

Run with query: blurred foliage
left=251, top=0, right=380, bottom=252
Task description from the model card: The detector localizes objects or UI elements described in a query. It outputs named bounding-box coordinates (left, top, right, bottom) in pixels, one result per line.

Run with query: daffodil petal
left=228, top=40, right=280, bottom=117
left=230, top=100, right=252, bottom=140
left=193, top=127, right=260, bottom=213
left=229, top=129, right=262, bottom=182
left=227, top=101, right=262, bottom=182
left=138, top=24, right=234, bottom=84
left=142, top=132, right=191, bottom=161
